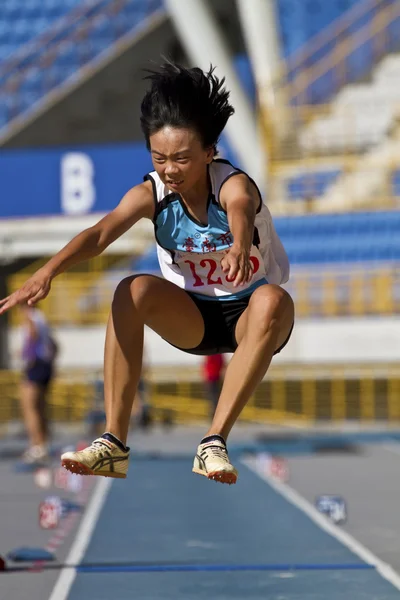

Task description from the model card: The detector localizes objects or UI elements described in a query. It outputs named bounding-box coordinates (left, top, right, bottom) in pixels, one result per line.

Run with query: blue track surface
left=67, top=459, right=400, bottom=599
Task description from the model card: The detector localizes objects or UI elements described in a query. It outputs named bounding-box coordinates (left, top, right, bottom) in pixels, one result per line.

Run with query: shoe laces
left=86, top=439, right=109, bottom=458
left=204, top=444, right=230, bottom=463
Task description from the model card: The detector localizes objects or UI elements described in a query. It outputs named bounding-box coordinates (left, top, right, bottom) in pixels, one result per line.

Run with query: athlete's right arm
left=0, top=182, right=154, bottom=315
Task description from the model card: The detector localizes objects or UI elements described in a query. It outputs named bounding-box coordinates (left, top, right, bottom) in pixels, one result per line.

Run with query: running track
left=50, top=456, right=400, bottom=600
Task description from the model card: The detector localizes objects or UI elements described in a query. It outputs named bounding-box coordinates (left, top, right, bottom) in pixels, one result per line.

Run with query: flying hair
left=140, top=61, right=235, bottom=152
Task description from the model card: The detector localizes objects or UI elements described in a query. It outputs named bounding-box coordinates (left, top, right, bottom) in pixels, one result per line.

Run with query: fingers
left=0, top=295, right=19, bottom=316
left=221, top=253, right=254, bottom=287
left=223, top=260, right=239, bottom=283
left=228, top=261, right=239, bottom=283
left=233, top=267, right=246, bottom=287
left=27, top=286, right=48, bottom=306
left=0, top=284, right=47, bottom=315
left=0, top=296, right=10, bottom=307
left=220, top=256, right=229, bottom=273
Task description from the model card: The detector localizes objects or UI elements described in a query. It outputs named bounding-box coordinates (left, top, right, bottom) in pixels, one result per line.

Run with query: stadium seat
left=287, top=170, right=341, bottom=200
left=276, top=0, right=361, bottom=57
left=0, top=0, right=165, bottom=128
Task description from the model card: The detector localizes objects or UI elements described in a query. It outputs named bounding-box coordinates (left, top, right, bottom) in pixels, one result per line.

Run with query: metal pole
left=236, top=0, right=283, bottom=104
left=236, top=0, right=289, bottom=208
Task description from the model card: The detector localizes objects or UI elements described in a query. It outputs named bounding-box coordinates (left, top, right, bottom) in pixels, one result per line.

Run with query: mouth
left=166, top=180, right=184, bottom=188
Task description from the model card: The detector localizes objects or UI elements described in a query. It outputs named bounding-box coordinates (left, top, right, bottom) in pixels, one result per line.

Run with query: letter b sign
left=61, top=153, right=96, bottom=215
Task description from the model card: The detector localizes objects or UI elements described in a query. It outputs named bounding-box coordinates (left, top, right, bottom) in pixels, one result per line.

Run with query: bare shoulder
left=219, top=172, right=259, bottom=211
left=118, top=180, right=155, bottom=220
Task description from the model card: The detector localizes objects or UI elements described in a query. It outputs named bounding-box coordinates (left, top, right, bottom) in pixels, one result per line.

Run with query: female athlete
left=0, top=63, right=294, bottom=485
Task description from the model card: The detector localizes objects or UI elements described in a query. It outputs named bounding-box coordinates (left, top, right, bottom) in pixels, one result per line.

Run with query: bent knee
left=113, top=274, right=155, bottom=313
left=248, top=285, right=294, bottom=330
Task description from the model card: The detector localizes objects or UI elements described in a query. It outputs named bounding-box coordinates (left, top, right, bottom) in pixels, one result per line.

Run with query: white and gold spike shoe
left=192, top=438, right=238, bottom=485
left=61, top=437, right=129, bottom=479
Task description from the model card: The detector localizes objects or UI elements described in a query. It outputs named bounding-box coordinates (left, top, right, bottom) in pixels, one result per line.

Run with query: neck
left=180, top=171, right=209, bottom=206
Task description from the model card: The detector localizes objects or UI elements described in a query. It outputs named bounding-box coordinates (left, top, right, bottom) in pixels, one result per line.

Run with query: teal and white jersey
left=144, top=159, right=289, bottom=299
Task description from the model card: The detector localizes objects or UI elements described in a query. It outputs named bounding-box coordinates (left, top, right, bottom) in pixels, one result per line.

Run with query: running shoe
left=61, top=437, right=129, bottom=479
left=21, top=444, right=49, bottom=465
left=192, top=438, right=238, bottom=484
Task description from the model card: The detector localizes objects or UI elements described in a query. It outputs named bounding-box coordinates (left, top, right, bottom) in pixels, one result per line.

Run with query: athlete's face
left=149, top=126, right=214, bottom=194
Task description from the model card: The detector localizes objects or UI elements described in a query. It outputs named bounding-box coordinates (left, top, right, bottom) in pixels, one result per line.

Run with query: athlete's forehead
left=149, top=126, right=203, bottom=156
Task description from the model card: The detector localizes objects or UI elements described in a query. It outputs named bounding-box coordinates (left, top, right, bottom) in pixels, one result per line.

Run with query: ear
left=205, top=146, right=215, bottom=164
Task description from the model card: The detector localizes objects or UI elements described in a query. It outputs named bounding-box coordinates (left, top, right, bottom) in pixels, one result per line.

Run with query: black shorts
left=172, top=291, right=294, bottom=356
left=24, top=358, right=54, bottom=388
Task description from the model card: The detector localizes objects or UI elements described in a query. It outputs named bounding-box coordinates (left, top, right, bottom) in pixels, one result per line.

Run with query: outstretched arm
left=219, top=174, right=260, bottom=287
left=0, top=182, right=154, bottom=314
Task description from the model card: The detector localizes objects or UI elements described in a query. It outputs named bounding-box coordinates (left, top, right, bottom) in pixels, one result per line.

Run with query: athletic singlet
left=144, top=159, right=289, bottom=299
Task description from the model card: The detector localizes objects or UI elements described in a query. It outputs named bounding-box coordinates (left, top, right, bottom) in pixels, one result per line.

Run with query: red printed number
left=225, top=256, right=260, bottom=283
left=184, top=257, right=259, bottom=287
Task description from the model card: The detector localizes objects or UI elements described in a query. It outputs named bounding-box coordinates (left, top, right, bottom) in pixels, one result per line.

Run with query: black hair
left=140, top=62, right=235, bottom=153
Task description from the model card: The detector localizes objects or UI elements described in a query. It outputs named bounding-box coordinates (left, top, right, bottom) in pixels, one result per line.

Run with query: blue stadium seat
left=19, top=89, right=42, bottom=113
left=2, top=4, right=24, bottom=21
left=56, top=43, right=80, bottom=68
left=10, top=19, right=32, bottom=45
left=119, top=1, right=147, bottom=25
left=346, top=40, right=373, bottom=83
left=276, top=0, right=361, bottom=57
left=287, top=170, right=341, bottom=200
left=19, top=68, right=42, bottom=94
left=274, top=211, right=400, bottom=264
left=22, top=0, right=43, bottom=19
left=91, top=15, right=115, bottom=46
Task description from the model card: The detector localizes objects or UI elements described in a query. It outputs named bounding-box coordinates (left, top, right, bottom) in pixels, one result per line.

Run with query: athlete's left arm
left=219, top=174, right=260, bottom=287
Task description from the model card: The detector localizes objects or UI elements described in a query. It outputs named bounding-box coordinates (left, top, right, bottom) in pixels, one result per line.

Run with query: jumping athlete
left=0, top=63, right=294, bottom=485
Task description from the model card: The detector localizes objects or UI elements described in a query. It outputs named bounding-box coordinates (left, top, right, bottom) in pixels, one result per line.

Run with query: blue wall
left=0, top=142, right=153, bottom=218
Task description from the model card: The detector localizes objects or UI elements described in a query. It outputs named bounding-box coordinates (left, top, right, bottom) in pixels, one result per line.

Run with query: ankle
left=101, top=432, right=129, bottom=452
left=200, top=434, right=226, bottom=445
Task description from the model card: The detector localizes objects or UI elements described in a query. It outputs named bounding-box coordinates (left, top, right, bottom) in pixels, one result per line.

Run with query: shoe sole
left=192, top=467, right=237, bottom=485
left=61, top=459, right=127, bottom=479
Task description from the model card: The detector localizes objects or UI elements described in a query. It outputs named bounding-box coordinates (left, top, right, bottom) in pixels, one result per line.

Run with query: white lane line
left=242, top=457, right=400, bottom=591
left=48, top=477, right=112, bottom=600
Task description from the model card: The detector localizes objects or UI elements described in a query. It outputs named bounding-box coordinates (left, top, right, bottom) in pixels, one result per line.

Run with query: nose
left=165, top=162, right=180, bottom=176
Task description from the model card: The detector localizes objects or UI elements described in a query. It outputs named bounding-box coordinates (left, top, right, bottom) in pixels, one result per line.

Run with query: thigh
left=125, top=274, right=205, bottom=350
left=20, top=379, right=41, bottom=407
left=234, top=284, right=294, bottom=352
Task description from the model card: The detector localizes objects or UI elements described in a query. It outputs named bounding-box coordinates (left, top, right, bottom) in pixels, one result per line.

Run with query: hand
left=221, top=246, right=254, bottom=287
left=0, top=268, right=53, bottom=315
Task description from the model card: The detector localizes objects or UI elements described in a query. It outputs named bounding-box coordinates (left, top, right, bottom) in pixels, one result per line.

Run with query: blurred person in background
left=131, top=376, right=153, bottom=430
left=0, top=62, right=294, bottom=485
left=202, top=354, right=225, bottom=419
left=19, top=304, right=58, bottom=464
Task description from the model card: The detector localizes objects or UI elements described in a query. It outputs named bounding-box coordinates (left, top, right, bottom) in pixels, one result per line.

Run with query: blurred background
left=0, top=0, right=399, bottom=436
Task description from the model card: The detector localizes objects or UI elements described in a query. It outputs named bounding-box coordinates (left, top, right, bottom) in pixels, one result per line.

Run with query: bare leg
left=204, top=284, right=295, bottom=441
left=104, top=275, right=205, bottom=445
left=37, top=386, right=50, bottom=442
left=19, top=380, right=47, bottom=447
